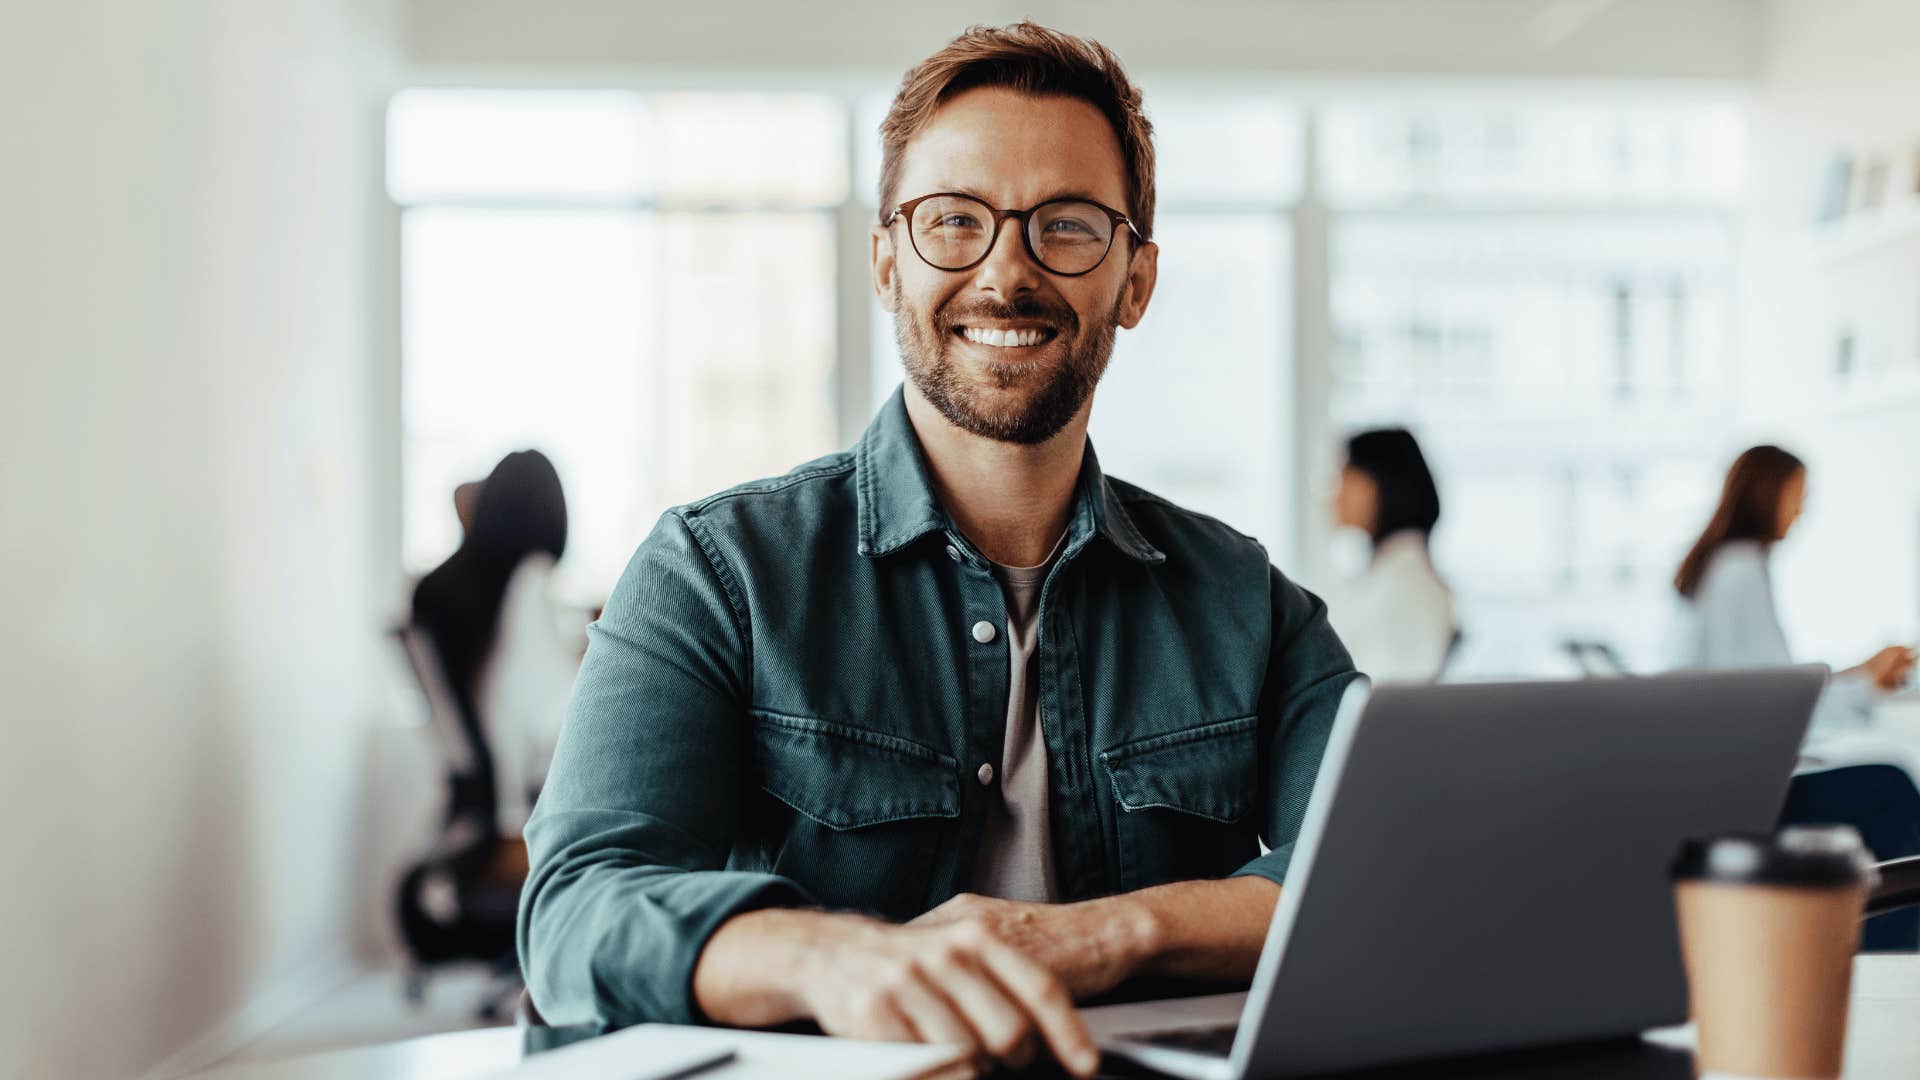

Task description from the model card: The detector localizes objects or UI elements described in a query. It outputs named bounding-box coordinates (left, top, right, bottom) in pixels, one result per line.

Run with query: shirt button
left=945, top=544, right=962, bottom=563
left=971, top=620, right=997, bottom=644
left=977, top=762, right=996, bottom=785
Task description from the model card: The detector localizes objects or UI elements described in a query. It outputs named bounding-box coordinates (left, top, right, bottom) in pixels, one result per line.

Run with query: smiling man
left=519, top=22, right=1356, bottom=1078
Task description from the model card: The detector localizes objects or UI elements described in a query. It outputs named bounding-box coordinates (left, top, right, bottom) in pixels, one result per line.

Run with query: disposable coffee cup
left=1670, top=827, right=1879, bottom=1079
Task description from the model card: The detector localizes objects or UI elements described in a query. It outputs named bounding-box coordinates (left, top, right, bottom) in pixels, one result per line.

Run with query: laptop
left=1087, top=666, right=1827, bottom=1078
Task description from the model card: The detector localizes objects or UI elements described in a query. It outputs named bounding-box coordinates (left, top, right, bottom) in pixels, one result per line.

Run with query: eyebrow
left=929, top=184, right=1112, bottom=207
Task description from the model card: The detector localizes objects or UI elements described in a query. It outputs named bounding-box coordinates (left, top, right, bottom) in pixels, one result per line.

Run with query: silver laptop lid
left=1231, top=666, right=1825, bottom=1077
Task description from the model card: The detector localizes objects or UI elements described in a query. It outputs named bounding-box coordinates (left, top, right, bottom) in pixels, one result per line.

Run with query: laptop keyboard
left=1133, top=1024, right=1239, bottom=1059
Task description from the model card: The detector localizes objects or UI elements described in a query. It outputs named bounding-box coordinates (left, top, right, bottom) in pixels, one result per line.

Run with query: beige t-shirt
left=969, top=539, right=1064, bottom=903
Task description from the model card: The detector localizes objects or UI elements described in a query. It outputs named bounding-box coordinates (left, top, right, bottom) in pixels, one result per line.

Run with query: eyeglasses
left=882, top=192, right=1144, bottom=277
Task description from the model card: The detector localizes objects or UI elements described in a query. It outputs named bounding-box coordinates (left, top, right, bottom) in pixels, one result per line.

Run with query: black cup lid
left=1671, top=827, right=1880, bottom=888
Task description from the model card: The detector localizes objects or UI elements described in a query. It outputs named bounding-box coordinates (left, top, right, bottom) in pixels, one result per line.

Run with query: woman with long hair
left=1673, top=444, right=1914, bottom=734
left=1326, top=427, right=1455, bottom=683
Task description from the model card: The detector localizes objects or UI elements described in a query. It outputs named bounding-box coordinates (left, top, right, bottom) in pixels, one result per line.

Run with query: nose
left=968, top=213, right=1045, bottom=298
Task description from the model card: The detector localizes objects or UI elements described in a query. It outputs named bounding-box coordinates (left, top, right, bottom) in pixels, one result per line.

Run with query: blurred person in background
left=1324, top=427, right=1455, bottom=683
left=1671, top=444, right=1915, bottom=738
left=1673, top=444, right=1920, bottom=950
left=412, top=448, right=577, bottom=840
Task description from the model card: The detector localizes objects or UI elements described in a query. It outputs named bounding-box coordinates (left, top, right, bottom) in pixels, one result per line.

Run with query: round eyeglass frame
left=882, top=192, right=1146, bottom=278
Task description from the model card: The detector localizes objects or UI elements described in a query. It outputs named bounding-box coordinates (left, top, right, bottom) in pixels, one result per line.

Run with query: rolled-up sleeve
left=1232, top=566, right=1359, bottom=887
left=518, top=511, right=812, bottom=1027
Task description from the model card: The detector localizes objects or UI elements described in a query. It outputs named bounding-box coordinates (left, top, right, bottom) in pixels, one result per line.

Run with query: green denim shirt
left=519, top=388, right=1357, bottom=1028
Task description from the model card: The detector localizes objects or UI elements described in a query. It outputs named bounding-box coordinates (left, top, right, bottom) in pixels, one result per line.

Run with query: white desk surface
left=191, top=955, right=1920, bottom=1080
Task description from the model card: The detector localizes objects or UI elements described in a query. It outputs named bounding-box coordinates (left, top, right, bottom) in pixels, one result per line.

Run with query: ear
left=872, top=224, right=900, bottom=312
left=1115, top=239, right=1159, bottom=330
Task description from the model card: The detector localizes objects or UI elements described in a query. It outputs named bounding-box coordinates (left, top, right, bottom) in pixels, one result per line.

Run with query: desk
left=191, top=955, right=1920, bottom=1080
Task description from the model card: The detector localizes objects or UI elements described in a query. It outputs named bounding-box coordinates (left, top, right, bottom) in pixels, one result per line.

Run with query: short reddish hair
left=877, top=21, right=1156, bottom=241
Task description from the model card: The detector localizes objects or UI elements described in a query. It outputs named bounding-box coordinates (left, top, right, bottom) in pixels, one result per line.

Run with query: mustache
left=934, top=295, right=1078, bottom=335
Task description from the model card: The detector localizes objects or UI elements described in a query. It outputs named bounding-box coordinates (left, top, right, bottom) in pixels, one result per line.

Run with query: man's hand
left=909, top=892, right=1160, bottom=1000
left=694, top=908, right=1100, bottom=1078
left=694, top=878, right=1279, bottom=1077
left=800, top=914, right=1100, bottom=1077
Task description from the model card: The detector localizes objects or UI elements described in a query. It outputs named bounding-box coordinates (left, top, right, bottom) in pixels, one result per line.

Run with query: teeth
left=962, top=327, right=1049, bottom=348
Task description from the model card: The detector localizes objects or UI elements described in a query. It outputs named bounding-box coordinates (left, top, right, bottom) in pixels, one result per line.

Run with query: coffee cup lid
left=1671, top=826, right=1880, bottom=888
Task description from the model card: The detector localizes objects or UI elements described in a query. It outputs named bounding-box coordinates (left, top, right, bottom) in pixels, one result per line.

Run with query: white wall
left=1739, top=0, right=1920, bottom=665
left=403, top=0, right=1764, bottom=82
left=0, top=2, right=401, bottom=1077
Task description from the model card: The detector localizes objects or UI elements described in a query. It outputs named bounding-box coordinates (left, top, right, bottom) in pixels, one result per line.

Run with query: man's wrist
left=697, top=907, right=868, bottom=1027
left=1109, top=875, right=1279, bottom=982
left=1095, top=892, right=1167, bottom=974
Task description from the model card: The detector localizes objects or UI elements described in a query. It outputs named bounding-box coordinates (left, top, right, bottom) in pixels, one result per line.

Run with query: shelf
left=1815, top=197, right=1920, bottom=264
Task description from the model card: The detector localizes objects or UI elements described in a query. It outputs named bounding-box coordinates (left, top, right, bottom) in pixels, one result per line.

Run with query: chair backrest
left=1867, top=856, right=1920, bottom=919
left=392, top=623, right=481, bottom=775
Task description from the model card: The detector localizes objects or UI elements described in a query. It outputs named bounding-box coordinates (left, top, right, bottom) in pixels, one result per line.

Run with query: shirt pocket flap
left=1099, top=715, right=1259, bottom=824
left=751, top=711, right=961, bottom=831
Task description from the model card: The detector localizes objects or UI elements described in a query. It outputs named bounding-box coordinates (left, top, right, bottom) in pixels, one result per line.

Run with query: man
left=519, top=22, right=1356, bottom=1078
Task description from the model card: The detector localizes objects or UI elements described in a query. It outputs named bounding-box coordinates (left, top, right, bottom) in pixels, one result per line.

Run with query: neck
left=902, top=382, right=1088, bottom=567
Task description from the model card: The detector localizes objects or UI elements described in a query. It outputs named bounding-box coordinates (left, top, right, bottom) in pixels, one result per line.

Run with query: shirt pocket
left=750, top=710, right=960, bottom=915
left=1099, top=715, right=1262, bottom=891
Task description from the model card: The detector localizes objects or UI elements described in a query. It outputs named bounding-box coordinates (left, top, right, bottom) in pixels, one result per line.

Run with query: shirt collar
left=854, top=386, right=1165, bottom=565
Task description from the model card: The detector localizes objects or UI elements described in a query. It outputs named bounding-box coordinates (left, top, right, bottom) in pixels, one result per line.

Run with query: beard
left=892, top=280, right=1122, bottom=446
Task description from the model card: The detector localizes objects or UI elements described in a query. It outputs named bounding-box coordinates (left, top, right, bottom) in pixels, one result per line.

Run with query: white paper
left=479, top=1024, right=971, bottom=1080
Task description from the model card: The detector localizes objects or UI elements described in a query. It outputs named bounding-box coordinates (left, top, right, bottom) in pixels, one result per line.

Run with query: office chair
left=1782, top=763, right=1920, bottom=950
left=392, top=624, right=529, bottom=1021
left=1866, top=855, right=1920, bottom=918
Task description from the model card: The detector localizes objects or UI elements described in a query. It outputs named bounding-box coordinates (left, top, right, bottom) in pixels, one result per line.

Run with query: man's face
left=872, top=87, right=1158, bottom=446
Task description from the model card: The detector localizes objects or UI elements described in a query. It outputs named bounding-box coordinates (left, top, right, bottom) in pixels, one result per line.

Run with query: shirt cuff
left=551, top=869, right=814, bottom=1028
left=1230, top=843, right=1298, bottom=888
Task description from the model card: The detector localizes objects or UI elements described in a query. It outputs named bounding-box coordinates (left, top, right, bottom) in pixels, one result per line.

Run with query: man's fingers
left=886, top=970, right=983, bottom=1054
left=924, top=950, right=1037, bottom=1064
left=839, top=991, right=919, bottom=1044
left=974, top=935, right=1100, bottom=1078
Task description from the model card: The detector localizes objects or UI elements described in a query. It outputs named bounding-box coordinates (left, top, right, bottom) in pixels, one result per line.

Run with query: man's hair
left=877, top=21, right=1156, bottom=242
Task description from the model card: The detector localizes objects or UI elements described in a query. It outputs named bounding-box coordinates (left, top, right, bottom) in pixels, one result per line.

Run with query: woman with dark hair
left=1671, top=444, right=1913, bottom=737
left=1327, top=428, right=1455, bottom=683
left=412, top=448, right=573, bottom=837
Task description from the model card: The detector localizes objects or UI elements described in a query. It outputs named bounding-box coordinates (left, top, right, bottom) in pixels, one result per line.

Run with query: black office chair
left=1867, top=855, right=1920, bottom=919
left=391, top=623, right=528, bottom=1021
left=1784, top=763, right=1920, bottom=950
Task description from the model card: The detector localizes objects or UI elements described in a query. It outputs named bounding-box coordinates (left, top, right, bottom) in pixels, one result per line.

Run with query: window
left=390, top=90, right=844, bottom=602
left=389, top=84, right=1748, bottom=666
left=1323, top=98, right=1745, bottom=672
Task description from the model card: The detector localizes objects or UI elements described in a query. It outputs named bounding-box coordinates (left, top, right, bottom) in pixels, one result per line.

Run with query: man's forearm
left=1118, top=875, right=1282, bottom=983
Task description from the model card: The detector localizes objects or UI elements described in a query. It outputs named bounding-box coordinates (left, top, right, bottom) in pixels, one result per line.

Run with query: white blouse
left=479, top=553, right=586, bottom=836
left=1324, top=529, right=1456, bottom=685
left=1671, top=540, right=1875, bottom=741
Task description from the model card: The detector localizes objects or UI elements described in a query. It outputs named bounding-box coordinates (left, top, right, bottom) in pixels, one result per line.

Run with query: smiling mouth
left=952, top=325, right=1061, bottom=349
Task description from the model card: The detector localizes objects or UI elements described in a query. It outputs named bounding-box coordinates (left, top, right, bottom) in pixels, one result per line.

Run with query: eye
left=1042, top=217, right=1099, bottom=238
left=934, top=213, right=981, bottom=229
